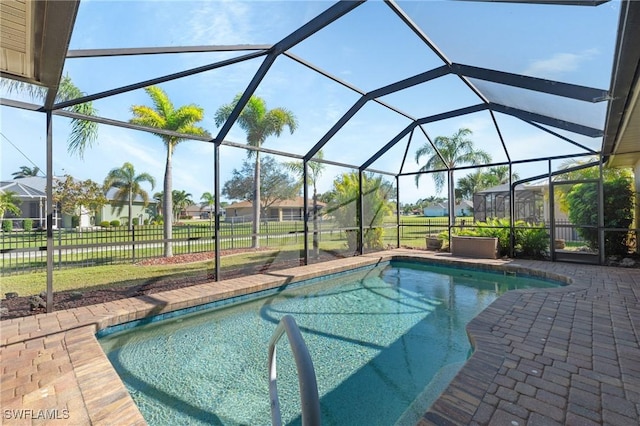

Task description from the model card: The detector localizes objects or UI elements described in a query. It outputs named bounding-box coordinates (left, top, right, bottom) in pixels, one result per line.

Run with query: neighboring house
left=0, top=179, right=54, bottom=228
left=423, top=203, right=447, bottom=217
left=0, top=176, right=155, bottom=229
left=473, top=181, right=568, bottom=223
left=179, top=204, right=226, bottom=220
left=95, top=187, right=154, bottom=226
left=225, top=197, right=325, bottom=222
left=423, top=200, right=473, bottom=217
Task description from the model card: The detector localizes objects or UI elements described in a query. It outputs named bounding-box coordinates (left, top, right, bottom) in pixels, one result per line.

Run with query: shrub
left=132, top=218, right=139, bottom=226
left=110, top=220, right=121, bottom=227
left=442, top=218, right=549, bottom=259
left=71, top=215, right=80, bottom=228
left=100, top=221, right=110, bottom=228
left=23, top=219, right=33, bottom=232
left=2, top=220, right=13, bottom=232
left=566, top=175, right=633, bottom=256
left=143, top=219, right=150, bottom=225
left=364, top=227, right=384, bottom=249
left=515, top=223, right=549, bottom=258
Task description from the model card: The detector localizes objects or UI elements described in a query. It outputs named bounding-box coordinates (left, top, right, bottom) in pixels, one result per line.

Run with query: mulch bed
left=0, top=248, right=346, bottom=320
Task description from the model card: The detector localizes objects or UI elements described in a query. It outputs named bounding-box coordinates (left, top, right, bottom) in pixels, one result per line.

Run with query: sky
left=0, top=0, right=622, bottom=206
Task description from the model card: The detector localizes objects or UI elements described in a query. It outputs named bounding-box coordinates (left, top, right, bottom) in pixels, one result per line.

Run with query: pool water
left=99, top=261, right=558, bottom=425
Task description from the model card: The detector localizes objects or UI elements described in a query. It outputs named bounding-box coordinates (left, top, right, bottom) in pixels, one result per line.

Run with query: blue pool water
left=99, top=261, right=559, bottom=425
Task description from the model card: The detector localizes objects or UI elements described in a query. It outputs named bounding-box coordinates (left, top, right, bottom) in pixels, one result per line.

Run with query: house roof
left=1, top=176, right=148, bottom=203
left=0, top=180, right=46, bottom=198
left=227, top=197, right=326, bottom=209
left=476, top=180, right=547, bottom=194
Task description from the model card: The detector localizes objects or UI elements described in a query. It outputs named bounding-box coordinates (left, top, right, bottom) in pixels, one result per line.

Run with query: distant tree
left=327, top=172, right=392, bottom=251
left=130, top=86, right=208, bottom=256
left=487, top=166, right=519, bottom=185
left=152, top=192, right=163, bottom=217
left=199, top=191, right=214, bottom=224
left=12, top=166, right=41, bottom=179
left=223, top=156, right=299, bottom=216
left=285, top=150, right=326, bottom=257
left=215, top=94, right=297, bottom=248
left=103, top=162, right=155, bottom=229
left=457, top=167, right=520, bottom=200
left=415, top=128, right=491, bottom=223
left=172, top=190, right=193, bottom=221
left=1, top=75, right=98, bottom=157
left=53, top=175, right=107, bottom=223
left=0, top=191, right=22, bottom=221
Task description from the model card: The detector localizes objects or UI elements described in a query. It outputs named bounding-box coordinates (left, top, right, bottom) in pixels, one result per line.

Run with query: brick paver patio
left=1, top=249, right=639, bottom=425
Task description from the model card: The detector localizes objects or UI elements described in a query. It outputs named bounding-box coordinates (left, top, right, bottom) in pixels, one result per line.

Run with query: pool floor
left=99, top=261, right=558, bottom=425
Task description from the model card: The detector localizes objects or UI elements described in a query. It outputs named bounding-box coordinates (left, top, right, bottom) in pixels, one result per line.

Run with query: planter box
left=451, top=236, right=499, bottom=259
left=426, top=237, right=442, bottom=251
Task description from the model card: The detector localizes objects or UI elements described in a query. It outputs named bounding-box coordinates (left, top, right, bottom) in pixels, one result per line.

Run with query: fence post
left=57, top=229, right=62, bottom=270
left=231, top=221, right=235, bottom=249
left=188, top=225, right=191, bottom=254
left=132, top=225, right=136, bottom=264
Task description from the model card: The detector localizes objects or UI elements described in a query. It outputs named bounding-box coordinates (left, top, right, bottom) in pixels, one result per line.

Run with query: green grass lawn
left=1, top=216, right=457, bottom=289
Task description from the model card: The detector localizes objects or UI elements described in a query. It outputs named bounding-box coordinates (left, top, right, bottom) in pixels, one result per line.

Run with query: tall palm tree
left=285, top=151, right=326, bottom=257
left=200, top=191, right=216, bottom=228
left=12, top=166, right=41, bottom=179
left=0, top=191, right=22, bottom=222
left=172, top=190, right=193, bottom=222
left=103, top=162, right=156, bottom=229
left=214, top=94, right=297, bottom=248
left=415, top=128, right=491, bottom=222
left=130, top=86, right=208, bottom=257
left=1, top=75, right=98, bottom=157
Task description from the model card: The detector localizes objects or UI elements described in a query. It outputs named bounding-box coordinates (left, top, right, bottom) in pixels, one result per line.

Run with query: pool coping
left=1, top=249, right=639, bottom=425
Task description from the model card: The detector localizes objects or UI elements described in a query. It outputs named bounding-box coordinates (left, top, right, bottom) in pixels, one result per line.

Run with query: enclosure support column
left=598, top=159, right=605, bottom=265
left=448, top=169, right=454, bottom=244
left=396, top=175, right=400, bottom=248
left=303, top=161, right=309, bottom=265
left=548, top=160, right=556, bottom=262
left=214, top=143, right=221, bottom=281
left=358, top=170, right=364, bottom=255
left=509, top=163, right=515, bottom=258
left=46, top=111, right=54, bottom=313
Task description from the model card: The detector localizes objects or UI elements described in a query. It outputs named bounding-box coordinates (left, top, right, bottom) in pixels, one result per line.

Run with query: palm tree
left=415, top=128, right=491, bottom=222
left=12, top=166, right=41, bottom=179
left=152, top=192, right=163, bottom=218
left=457, top=171, right=486, bottom=200
left=0, top=191, right=22, bottom=222
left=487, top=166, right=519, bottom=185
left=1, top=75, right=98, bottom=157
left=103, top=162, right=156, bottom=229
left=214, top=94, right=297, bottom=248
left=130, top=86, right=208, bottom=257
left=172, top=190, right=193, bottom=222
left=200, top=191, right=216, bottom=228
left=285, top=151, right=326, bottom=257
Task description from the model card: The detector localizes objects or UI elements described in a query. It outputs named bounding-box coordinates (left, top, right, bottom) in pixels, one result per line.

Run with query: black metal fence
left=1, top=216, right=594, bottom=276
left=0, top=220, right=341, bottom=275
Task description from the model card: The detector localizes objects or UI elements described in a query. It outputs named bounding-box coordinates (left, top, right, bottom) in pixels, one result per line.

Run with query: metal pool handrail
left=268, top=315, right=321, bottom=426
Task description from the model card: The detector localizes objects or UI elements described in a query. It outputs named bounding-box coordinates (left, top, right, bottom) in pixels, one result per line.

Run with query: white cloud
left=524, top=49, right=599, bottom=79
left=173, top=1, right=252, bottom=46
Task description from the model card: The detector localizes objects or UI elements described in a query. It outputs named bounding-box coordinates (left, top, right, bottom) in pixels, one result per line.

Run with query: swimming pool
left=99, top=261, right=559, bottom=425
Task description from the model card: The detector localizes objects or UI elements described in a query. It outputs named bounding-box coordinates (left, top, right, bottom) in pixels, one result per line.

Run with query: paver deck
left=1, top=249, right=639, bottom=425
